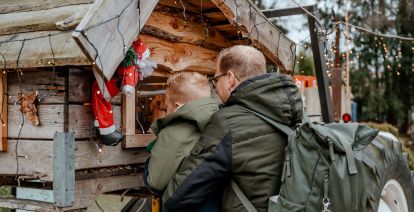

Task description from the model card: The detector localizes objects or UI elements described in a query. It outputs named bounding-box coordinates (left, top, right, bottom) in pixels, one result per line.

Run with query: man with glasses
left=162, top=45, right=304, bottom=212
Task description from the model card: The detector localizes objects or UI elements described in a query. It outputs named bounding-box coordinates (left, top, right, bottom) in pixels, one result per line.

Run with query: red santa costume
left=92, top=39, right=156, bottom=145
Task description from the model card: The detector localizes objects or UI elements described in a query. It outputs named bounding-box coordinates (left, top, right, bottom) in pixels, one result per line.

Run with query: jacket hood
left=152, top=98, right=219, bottom=134
left=226, top=73, right=303, bottom=127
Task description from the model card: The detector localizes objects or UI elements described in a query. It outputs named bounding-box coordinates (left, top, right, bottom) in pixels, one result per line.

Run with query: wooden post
left=332, top=16, right=342, bottom=122
left=122, top=92, right=135, bottom=137
left=122, top=89, right=138, bottom=148
left=53, top=132, right=75, bottom=207
left=0, top=71, right=7, bottom=152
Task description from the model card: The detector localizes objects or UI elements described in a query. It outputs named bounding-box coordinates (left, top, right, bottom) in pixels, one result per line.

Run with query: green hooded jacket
left=163, top=73, right=304, bottom=212
left=143, top=98, right=219, bottom=195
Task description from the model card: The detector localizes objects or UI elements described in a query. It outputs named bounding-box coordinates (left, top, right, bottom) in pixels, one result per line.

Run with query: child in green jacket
left=144, top=72, right=218, bottom=197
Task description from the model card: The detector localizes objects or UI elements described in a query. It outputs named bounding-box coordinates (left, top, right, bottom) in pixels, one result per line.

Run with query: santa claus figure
left=92, top=39, right=156, bottom=146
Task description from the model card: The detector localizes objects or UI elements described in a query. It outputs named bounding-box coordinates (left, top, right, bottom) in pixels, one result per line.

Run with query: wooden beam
left=0, top=31, right=90, bottom=69
left=0, top=4, right=91, bottom=35
left=210, top=0, right=296, bottom=71
left=0, top=71, right=7, bottom=152
left=0, top=174, right=144, bottom=211
left=203, top=12, right=229, bottom=24
left=7, top=69, right=66, bottom=104
left=122, top=93, right=136, bottom=136
left=72, top=0, right=159, bottom=80
left=143, top=11, right=232, bottom=50
left=123, top=134, right=156, bottom=149
left=213, top=23, right=238, bottom=36
left=0, top=140, right=148, bottom=182
left=0, top=198, right=57, bottom=211
left=8, top=104, right=64, bottom=140
left=188, top=0, right=217, bottom=10
left=141, top=34, right=218, bottom=74
left=0, top=0, right=93, bottom=14
left=157, top=0, right=200, bottom=13
left=261, top=6, right=316, bottom=18
left=7, top=104, right=120, bottom=140
left=74, top=141, right=149, bottom=170
left=63, top=174, right=144, bottom=211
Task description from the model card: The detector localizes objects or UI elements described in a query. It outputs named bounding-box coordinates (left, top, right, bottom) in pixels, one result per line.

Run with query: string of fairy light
left=294, top=15, right=414, bottom=78
left=0, top=0, right=412, bottom=181
left=0, top=0, right=140, bottom=181
left=0, top=0, right=294, bottom=181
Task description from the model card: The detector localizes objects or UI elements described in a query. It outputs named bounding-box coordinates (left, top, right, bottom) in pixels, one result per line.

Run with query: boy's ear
left=175, top=102, right=183, bottom=108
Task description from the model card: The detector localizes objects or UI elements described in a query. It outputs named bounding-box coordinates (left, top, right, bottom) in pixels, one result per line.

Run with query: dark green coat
left=143, top=98, right=219, bottom=195
left=164, top=73, right=304, bottom=212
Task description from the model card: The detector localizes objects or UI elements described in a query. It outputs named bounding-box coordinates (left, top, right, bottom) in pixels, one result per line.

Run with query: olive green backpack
left=232, top=108, right=413, bottom=212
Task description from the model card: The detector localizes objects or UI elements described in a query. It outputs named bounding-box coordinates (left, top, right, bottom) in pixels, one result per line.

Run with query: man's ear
left=227, top=71, right=240, bottom=91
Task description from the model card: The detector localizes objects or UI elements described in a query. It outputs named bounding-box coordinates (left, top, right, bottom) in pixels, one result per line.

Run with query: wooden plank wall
left=0, top=68, right=148, bottom=182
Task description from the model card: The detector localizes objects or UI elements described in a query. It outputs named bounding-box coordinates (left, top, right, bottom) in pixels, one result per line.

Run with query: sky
left=262, top=0, right=318, bottom=43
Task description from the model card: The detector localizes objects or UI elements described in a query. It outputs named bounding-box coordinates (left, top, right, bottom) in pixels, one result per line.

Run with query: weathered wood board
left=72, top=0, right=159, bottom=80
left=0, top=31, right=90, bottom=69
left=68, top=105, right=122, bottom=139
left=0, top=140, right=148, bottom=182
left=0, top=0, right=94, bottom=14
left=123, top=134, right=156, bottom=149
left=157, top=0, right=200, bottom=14
left=0, top=4, right=91, bottom=35
left=7, top=104, right=64, bottom=140
left=0, top=198, right=57, bottom=212
left=7, top=104, right=121, bottom=140
left=69, top=68, right=122, bottom=104
left=64, top=174, right=144, bottom=211
left=0, top=174, right=144, bottom=211
left=141, top=34, right=218, bottom=74
left=210, top=0, right=296, bottom=71
left=143, top=11, right=232, bottom=50
left=7, top=69, right=66, bottom=104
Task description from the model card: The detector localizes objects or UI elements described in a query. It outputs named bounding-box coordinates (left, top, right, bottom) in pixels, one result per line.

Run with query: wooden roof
left=0, top=0, right=296, bottom=78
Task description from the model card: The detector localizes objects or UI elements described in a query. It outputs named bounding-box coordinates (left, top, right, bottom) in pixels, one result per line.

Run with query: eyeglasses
left=209, top=73, right=226, bottom=89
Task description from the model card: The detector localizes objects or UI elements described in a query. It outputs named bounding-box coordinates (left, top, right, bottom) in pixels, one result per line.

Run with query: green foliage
left=295, top=47, right=315, bottom=76
left=0, top=187, right=11, bottom=197
left=362, top=122, right=399, bottom=136
left=363, top=122, right=414, bottom=169
left=0, top=186, right=12, bottom=212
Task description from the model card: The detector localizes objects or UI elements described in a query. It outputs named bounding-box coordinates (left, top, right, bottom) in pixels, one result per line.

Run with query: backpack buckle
left=322, top=198, right=331, bottom=212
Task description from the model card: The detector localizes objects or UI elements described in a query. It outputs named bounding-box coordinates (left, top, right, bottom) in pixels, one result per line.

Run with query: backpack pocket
left=268, top=195, right=305, bottom=212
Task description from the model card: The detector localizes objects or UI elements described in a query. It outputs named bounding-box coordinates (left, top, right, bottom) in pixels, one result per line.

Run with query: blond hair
left=166, top=72, right=211, bottom=105
left=217, top=45, right=266, bottom=81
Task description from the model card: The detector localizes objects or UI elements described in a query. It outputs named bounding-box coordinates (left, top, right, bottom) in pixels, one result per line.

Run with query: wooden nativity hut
left=0, top=0, right=295, bottom=210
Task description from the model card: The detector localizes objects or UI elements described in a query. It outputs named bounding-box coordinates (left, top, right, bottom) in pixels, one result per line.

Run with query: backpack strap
left=242, top=107, right=294, bottom=136
left=230, top=180, right=258, bottom=212
left=230, top=107, right=295, bottom=212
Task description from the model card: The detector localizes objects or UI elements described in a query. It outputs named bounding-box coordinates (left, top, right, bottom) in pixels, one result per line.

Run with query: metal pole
left=307, top=6, right=334, bottom=123
left=262, top=4, right=334, bottom=123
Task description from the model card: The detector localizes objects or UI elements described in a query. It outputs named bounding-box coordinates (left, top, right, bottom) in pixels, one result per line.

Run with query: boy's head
left=165, top=72, right=211, bottom=114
